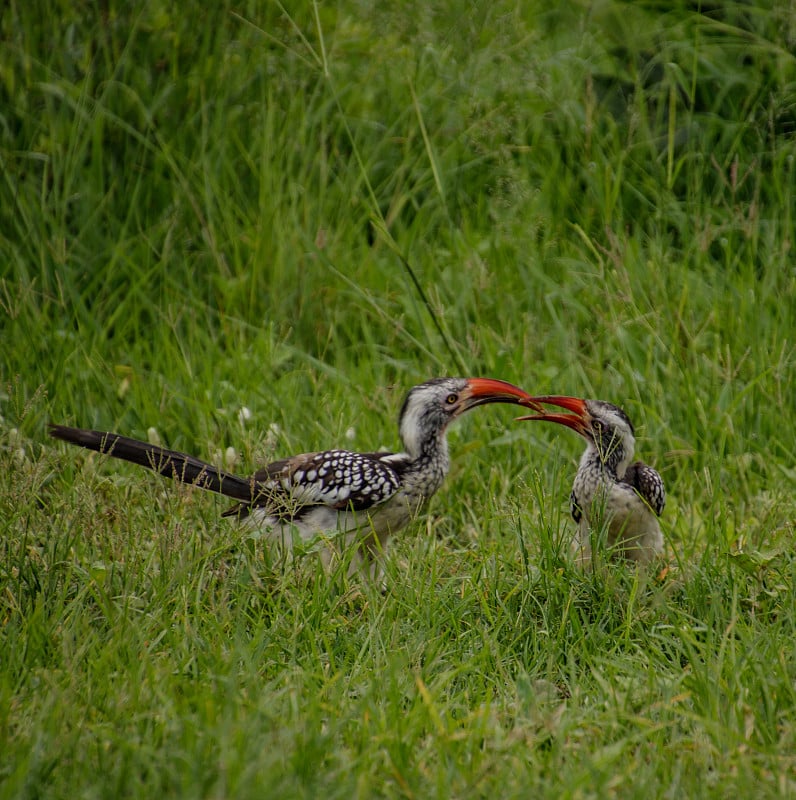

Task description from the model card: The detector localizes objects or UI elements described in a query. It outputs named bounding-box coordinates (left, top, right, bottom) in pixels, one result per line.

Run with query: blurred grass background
left=2, top=0, right=795, bottom=796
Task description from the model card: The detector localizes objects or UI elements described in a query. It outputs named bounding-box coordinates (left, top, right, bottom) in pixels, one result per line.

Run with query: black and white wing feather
left=223, top=449, right=404, bottom=520
left=624, top=461, right=666, bottom=516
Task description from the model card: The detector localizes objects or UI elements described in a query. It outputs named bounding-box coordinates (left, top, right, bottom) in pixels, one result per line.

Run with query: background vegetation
left=2, top=0, right=795, bottom=796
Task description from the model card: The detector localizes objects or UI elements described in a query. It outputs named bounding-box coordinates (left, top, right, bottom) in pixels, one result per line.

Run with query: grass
left=2, top=0, right=796, bottom=796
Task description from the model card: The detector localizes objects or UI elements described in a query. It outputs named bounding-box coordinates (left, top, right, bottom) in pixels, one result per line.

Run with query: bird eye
left=445, top=393, right=458, bottom=405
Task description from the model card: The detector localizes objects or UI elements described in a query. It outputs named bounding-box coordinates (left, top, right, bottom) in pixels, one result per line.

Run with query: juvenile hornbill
left=50, top=377, right=537, bottom=574
left=517, top=396, right=665, bottom=565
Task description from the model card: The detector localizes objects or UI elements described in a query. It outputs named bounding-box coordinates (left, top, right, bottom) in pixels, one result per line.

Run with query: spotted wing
left=624, top=461, right=666, bottom=516
left=222, top=449, right=402, bottom=520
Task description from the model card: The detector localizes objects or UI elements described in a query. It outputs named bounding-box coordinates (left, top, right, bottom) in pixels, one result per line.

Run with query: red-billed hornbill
left=517, top=396, right=665, bottom=564
left=50, top=377, right=537, bottom=573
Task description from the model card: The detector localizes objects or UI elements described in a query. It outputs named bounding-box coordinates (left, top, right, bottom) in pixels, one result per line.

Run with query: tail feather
left=48, top=424, right=255, bottom=502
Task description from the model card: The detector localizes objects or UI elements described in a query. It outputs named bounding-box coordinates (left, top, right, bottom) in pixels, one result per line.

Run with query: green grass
left=2, top=0, right=796, bottom=796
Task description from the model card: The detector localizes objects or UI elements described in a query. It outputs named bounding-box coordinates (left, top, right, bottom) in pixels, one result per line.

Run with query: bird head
left=516, top=396, right=636, bottom=474
left=399, top=377, right=537, bottom=458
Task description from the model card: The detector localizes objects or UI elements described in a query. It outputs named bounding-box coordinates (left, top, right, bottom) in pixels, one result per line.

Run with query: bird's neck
left=580, top=440, right=628, bottom=482
left=395, top=431, right=450, bottom=491
left=401, top=423, right=450, bottom=463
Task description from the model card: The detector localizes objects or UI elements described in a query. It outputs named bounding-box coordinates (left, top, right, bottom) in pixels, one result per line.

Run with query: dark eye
left=445, top=393, right=458, bottom=405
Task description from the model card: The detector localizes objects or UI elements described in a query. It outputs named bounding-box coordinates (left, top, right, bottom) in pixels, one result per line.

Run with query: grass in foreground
left=4, top=449, right=796, bottom=797
left=2, top=0, right=795, bottom=796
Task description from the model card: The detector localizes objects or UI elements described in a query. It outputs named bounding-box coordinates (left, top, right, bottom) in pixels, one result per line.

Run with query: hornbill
left=517, top=396, right=665, bottom=564
left=50, top=377, right=538, bottom=574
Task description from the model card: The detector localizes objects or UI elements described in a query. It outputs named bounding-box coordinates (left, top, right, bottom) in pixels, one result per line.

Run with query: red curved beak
left=515, top=395, right=590, bottom=434
left=461, top=378, right=541, bottom=412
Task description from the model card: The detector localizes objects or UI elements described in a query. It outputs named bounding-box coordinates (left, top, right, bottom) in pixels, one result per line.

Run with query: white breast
left=574, top=481, right=663, bottom=564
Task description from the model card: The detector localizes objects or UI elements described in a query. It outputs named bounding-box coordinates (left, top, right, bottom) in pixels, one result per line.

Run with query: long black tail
left=49, top=424, right=255, bottom=502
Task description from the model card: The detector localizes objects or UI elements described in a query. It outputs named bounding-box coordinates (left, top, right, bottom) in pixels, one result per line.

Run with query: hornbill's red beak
left=515, top=395, right=590, bottom=435
left=459, top=378, right=542, bottom=413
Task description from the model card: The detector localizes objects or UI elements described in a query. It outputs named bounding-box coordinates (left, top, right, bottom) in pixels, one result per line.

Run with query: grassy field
left=2, top=0, right=796, bottom=796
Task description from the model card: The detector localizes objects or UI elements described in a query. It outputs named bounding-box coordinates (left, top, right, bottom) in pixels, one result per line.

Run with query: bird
left=516, top=395, right=665, bottom=565
left=50, top=377, right=538, bottom=575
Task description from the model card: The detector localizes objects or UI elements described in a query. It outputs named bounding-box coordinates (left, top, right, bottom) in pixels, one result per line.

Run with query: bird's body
left=224, top=445, right=450, bottom=563
left=50, top=377, right=535, bottom=574
left=518, top=396, right=665, bottom=565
